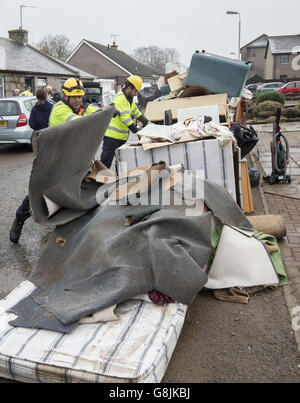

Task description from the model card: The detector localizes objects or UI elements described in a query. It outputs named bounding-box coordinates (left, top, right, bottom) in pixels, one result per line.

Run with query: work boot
left=9, top=218, right=25, bottom=243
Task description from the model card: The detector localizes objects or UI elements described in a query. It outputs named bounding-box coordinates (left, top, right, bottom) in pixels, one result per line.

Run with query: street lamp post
left=226, top=11, right=241, bottom=61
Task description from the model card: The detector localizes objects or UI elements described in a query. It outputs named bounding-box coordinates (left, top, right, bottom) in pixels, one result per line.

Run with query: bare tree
left=35, top=34, right=73, bottom=61
left=132, top=46, right=180, bottom=74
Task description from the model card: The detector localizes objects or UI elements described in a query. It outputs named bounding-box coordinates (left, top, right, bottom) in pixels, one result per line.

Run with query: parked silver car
left=256, top=82, right=284, bottom=94
left=245, top=83, right=262, bottom=94
left=0, top=96, right=36, bottom=147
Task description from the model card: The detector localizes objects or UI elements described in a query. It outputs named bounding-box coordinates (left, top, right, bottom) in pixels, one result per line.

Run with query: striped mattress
left=0, top=281, right=187, bottom=383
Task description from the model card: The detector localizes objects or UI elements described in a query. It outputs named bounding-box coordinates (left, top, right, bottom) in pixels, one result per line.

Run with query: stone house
left=0, top=29, right=95, bottom=98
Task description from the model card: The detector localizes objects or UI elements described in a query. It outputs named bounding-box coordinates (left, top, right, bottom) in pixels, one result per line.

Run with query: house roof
left=0, top=37, right=95, bottom=78
left=251, top=38, right=268, bottom=48
left=56, top=59, right=96, bottom=79
left=246, top=73, right=264, bottom=84
left=67, top=40, right=160, bottom=79
left=241, top=34, right=268, bottom=49
left=268, top=35, right=300, bottom=54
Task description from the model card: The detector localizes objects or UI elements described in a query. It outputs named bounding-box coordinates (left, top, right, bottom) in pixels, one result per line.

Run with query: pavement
left=0, top=123, right=300, bottom=383
left=163, top=122, right=300, bottom=382
left=250, top=122, right=300, bottom=353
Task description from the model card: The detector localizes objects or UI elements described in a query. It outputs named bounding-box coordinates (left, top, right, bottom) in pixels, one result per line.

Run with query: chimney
left=111, top=41, right=118, bottom=50
left=8, top=29, right=28, bottom=46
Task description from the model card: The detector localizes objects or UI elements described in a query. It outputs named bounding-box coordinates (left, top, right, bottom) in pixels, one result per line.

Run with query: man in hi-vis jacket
left=100, top=75, right=149, bottom=169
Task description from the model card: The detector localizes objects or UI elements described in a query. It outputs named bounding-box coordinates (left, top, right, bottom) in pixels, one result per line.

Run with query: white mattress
left=0, top=281, right=186, bottom=383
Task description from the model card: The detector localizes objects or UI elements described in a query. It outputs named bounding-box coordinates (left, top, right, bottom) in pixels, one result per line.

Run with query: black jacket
left=29, top=101, right=53, bottom=130
left=52, top=92, right=62, bottom=103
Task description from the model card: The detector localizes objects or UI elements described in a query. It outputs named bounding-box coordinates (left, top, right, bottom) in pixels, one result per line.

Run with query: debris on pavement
left=0, top=49, right=291, bottom=384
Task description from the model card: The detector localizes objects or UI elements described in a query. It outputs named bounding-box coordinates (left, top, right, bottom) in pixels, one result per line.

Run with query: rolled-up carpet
left=247, top=215, right=286, bottom=240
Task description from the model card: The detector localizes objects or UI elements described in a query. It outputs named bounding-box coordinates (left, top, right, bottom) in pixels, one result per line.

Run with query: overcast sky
left=2, top=0, right=300, bottom=67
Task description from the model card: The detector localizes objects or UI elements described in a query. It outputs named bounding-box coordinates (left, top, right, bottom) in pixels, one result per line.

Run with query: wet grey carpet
left=29, top=105, right=115, bottom=226
left=10, top=109, right=254, bottom=333
left=8, top=288, right=77, bottom=333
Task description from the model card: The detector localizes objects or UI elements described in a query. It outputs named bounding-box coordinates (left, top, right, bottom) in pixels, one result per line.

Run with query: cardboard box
left=167, top=74, right=184, bottom=92
left=177, top=104, right=220, bottom=124
left=144, top=94, right=228, bottom=122
left=115, top=138, right=237, bottom=201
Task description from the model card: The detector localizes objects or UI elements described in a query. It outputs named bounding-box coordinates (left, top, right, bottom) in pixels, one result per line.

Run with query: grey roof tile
left=85, top=40, right=160, bottom=78
left=57, top=59, right=96, bottom=79
left=269, top=35, right=300, bottom=54
left=251, top=38, right=268, bottom=48
left=0, top=37, right=80, bottom=75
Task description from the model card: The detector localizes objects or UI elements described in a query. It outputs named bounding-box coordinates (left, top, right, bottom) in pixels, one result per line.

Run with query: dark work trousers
left=100, top=136, right=126, bottom=169
left=16, top=194, right=31, bottom=222
left=15, top=130, right=39, bottom=223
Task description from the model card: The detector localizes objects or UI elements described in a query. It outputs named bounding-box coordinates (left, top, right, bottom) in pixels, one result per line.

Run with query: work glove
left=113, top=107, right=120, bottom=117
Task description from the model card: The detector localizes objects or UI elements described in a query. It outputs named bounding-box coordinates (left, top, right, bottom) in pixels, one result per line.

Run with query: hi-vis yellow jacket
left=49, top=101, right=100, bottom=126
left=20, top=90, right=33, bottom=96
left=105, top=90, right=142, bottom=141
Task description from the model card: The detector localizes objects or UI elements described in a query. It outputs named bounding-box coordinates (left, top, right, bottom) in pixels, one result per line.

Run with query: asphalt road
left=0, top=143, right=299, bottom=383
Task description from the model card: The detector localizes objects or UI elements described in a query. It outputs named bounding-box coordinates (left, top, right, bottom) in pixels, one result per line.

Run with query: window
left=248, top=48, right=255, bottom=57
left=280, top=54, right=289, bottom=64
left=0, top=101, right=21, bottom=116
left=24, top=99, right=36, bottom=111
left=85, top=88, right=101, bottom=95
left=25, top=77, right=34, bottom=93
left=286, top=83, right=295, bottom=88
left=0, top=76, right=4, bottom=98
left=248, top=84, right=258, bottom=90
left=280, top=75, right=288, bottom=82
left=37, top=77, right=47, bottom=88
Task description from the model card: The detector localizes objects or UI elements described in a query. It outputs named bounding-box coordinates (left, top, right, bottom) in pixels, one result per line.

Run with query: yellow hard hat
left=127, top=75, right=143, bottom=91
left=62, top=78, right=85, bottom=96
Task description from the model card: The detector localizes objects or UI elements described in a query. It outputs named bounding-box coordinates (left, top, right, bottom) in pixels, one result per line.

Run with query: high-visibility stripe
left=106, top=90, right=142, bottom=140
left=108, top=126, right=128, bottom=133
left=66, top=114, right=77, bottom=122
left=83, top=104, right=100, bottom=115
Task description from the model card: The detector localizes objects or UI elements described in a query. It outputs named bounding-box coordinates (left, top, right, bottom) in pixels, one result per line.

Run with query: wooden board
left=144, top=94, right=228, bottom=122
left=240, top=159, right=254, bottom=213
left=219, top=103, right=231, bottom=126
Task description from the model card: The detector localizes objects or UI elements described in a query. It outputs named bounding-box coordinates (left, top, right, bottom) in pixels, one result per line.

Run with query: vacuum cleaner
left=263, top=108, right=291, bottom=185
